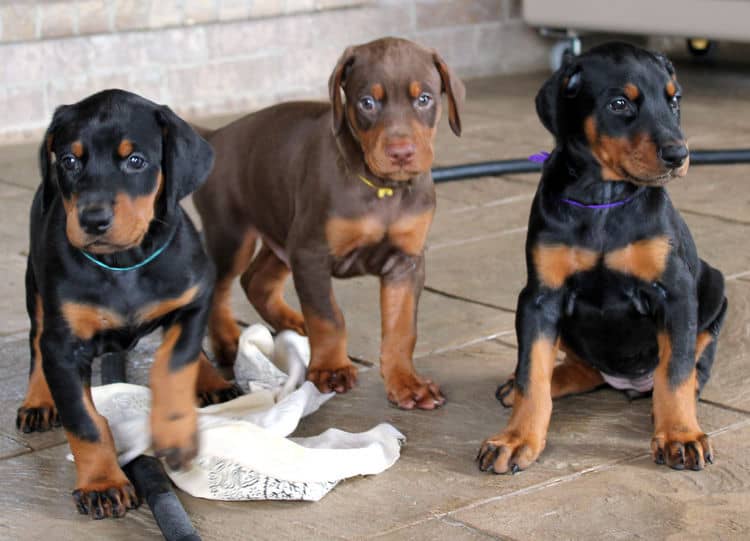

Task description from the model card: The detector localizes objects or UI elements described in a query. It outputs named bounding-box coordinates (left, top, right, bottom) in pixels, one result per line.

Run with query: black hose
left=100, top=351, right=127, bottom=384
left=690, top=149, right=750, bottom=165
left=123, top=456, right=202, bottom=541
left=99, top=352, right=201, bottom=541
left=431, top=149, right=750, bottom=183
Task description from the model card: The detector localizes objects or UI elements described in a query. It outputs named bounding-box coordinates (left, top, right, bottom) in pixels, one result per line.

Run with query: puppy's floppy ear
left=155, top=105, right=214, bottom=211
left=328, top=46, right=357, bottom=136
left=38, top=105, right=69, bottom=215
left=433, top=52, right=465, bottom=136
left=535, top=62, right=582, bottom=137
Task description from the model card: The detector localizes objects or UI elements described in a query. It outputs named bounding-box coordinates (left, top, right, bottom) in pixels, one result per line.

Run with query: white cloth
left=69, top=326, right=405, bottom=501
left=600, top=370, right=654, bottom=393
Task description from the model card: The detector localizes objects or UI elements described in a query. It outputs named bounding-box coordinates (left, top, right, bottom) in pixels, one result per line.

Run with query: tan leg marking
left=68, top=387, right=138, bottom=518
left=498, top=345, right=604, bottom=407
left=304, top=307, right=357, bottom=394
left=479, top=338, right=557, bottom=473
left=380, top=280, right=444, bottom=410
left=194, top=352, right=243, bottom=406
left=150, top=325, right=200, bottom=470
left=17, top=294, right=59, bottom=432
left=209, top=230, right=257, bottom=366
left=651, top=332, right=711, bottom=470
left=241, top=243, right=304, bottom=335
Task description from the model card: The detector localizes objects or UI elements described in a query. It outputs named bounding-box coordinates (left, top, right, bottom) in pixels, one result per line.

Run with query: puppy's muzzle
left=78, top=204, right=114, bottom=235
left=658, top=144, right=689, bottom=169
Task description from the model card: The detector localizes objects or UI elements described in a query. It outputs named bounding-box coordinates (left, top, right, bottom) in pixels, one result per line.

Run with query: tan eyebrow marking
left=409, top=81, right=422, bottom=99
left=118, top=139, right=134, bottom=157
left=71, top=141, right=84, bottom=158
left=666, top=81, right=677, bottom=97
left=624, top=83, right=639, bottom=101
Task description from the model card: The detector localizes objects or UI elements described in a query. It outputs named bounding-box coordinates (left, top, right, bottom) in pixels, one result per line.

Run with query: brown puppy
left=194, top=37, right=464, bottom=409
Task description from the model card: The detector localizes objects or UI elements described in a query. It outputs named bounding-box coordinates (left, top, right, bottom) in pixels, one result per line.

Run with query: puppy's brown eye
left=609, top=98, right=629, bottom=112
left=358, top=96, right=376, bottom=112
left=126, top=154, right=146, bottom=170
left=415, top=92, right=433, bottom=108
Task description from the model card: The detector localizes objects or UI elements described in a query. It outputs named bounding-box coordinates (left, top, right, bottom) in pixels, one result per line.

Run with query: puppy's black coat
left=478, top=43, right=727, bottom=475
left=17, top=90, right=239, bottom=519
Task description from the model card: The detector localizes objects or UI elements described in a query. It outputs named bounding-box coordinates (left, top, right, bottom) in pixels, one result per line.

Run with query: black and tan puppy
left=477, top=43, right=727, bottom=474
left=194, top=38, right=464, bottom=409
left=16, top=90, right=240, bottom=519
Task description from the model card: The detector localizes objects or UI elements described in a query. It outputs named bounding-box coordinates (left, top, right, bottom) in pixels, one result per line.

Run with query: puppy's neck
left=548, top=145, right=645, bottom=206
left=80, top=218, right=178, bottom=271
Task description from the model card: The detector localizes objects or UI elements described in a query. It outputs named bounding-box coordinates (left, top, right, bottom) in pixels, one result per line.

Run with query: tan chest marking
left=326, top=211, right=434, bottom=258
left=534, top=236, right=671, bottom=288
left=136, top=285, right=199, bottom=324
left=388, top=209, right=434, bottom=255
left=533, top=244, right=599, bottom=289
left=604, top=236, right=671, bottom=282
left=61, top=302, right=125, bottom=340
left=326, top=216, right=386, bottom=257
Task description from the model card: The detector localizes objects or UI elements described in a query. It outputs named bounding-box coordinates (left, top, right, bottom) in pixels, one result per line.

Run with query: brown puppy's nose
left=659, top=145, right=689, bottom=168
left=385, top=142, right=416, bottom=165
left=79, top=205, right=113, bottom=235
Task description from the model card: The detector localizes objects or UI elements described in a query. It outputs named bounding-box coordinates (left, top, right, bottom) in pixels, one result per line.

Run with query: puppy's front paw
left=651, top=430, right=712, bottom=471
left=385, top=371, right=445, bottom=410
left=16, top=403, right=61, bottom=433
left=197, top=382, right=244, bottom=407
left=72, top=479, right=139, bottom=519
left=152, top=409, right=198, bottom=471
left=477, top=430, right=545, bottom=474
left=307, top=363, right=358, bottom=393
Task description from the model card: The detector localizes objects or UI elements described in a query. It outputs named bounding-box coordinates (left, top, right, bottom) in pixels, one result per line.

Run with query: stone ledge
left=0, top=0, right=371, bottom=43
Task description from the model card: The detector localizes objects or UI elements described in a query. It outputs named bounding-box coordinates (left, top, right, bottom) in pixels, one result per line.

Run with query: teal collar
left=79, top=227, right=177, bottom=272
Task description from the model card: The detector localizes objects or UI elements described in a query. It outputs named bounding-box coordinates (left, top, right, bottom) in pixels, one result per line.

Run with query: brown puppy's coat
left=194, top=37, right=464, bottom=409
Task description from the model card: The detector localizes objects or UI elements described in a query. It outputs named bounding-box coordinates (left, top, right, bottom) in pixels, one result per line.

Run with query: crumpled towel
left=71, top=326, right=405, bottom=501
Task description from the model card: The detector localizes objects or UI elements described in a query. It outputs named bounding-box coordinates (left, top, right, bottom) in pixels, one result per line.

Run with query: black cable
left=431, top=149, right=750, bottom=183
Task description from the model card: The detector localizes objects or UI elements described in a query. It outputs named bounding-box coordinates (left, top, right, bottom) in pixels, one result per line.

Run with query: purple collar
left=528, top=151, right=638, bottom=210
left=559, top=194, right=637, bottom=210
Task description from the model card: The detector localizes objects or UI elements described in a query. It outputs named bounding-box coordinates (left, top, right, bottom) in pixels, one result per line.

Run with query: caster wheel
left=687, top=38, right=717, bottom=58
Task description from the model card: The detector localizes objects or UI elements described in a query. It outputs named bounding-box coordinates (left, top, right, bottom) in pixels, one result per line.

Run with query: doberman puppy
left=477, top=43, right=727, bottom=474
left=16, top=90, right=241, bottom=519
left=193, top=37, right=464, bottom=409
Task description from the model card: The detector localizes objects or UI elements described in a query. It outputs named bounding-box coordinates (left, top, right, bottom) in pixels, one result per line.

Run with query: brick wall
left=0, top=0, right=547, bottom=143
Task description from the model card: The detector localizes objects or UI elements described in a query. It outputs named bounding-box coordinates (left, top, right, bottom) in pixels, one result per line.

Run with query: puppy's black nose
left=659, top=145, right=689, bottom=168
left=79, top=205, right=113, bottom=235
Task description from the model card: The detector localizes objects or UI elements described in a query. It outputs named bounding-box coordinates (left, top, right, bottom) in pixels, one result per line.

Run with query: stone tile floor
left=0, top=63, right=749, bottom=540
